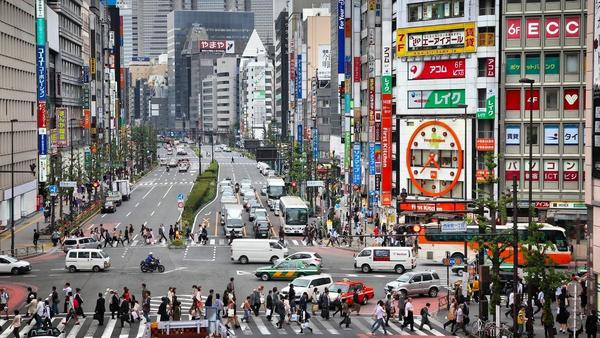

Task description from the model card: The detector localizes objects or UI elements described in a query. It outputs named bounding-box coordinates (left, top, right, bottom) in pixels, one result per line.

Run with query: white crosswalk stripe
left=125, top=237, right=324, bottom=248
left=0, top=313, right=452, bottom=337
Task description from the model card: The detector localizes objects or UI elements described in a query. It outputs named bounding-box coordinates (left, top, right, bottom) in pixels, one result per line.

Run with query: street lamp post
left=69, top=118, right=77, bottom=215
left=10, top=119, right=17, bottom=256
left=457, top=104, right=469, bottom=263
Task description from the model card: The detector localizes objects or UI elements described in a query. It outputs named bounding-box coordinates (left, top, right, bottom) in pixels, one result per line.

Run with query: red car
left=327, top=279, right=375, bottom=305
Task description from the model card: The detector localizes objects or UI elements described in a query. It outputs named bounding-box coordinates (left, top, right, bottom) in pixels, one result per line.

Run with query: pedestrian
left=352, top=288, right=361, bottom=315
left=131, top=300, right=141, bottom=321
left=311, top=288, right=320, bottom=315
left=12, top=310, right=22, bottom=338
left=339, top=298, right=351, bottom=328
left=534, top=289, right=544, bottom=316
left=110, top=291, right=119, bottom=319
left=242, top=297, right=251, bottom=323
left=266, top=290, right=274, bottom=321
left=142, top=291, right=151, bottom=322
left=320, top=288, right=330, bottom=320
left=62, top=283, right=72, bottom=314
left=398, top=293, right=406, bottom=322
left=420, top=303, right=432, bottom=330
left=0, top=288, right=9, bottom=320
left=225, top=299, right=239, bottom=330
left=275, top=296, right=286, bottom=329
left=159, top=224, right=168, bottom=243
left=172, top=296, right=181, bottom=321
left=158, top=297, right=169, bottom=322
left=128, top=224, right=134, bottom=238
left=384, top=294, right=394, bottom=327
left=401, top=297, right=414, bottom=331
left=169, top=225, right=174, bottom=240
left=123, top=228, right=130, bottom=244
left=94, top=293, right=105, bottom=326
left=586, top=311, right=597, bottom=338
left=75, top=288, right=85, bottom=318
left=299, top=307, right=313, bottom=333
left=327, top=227, right=338, bottom=247
left=443, top=299, right=457, bottom=332
left=227, top=277, right=235, bottom=295
left=251, top=289, right=261, bottom=316
left=33, top=229, right=40, bottom=248
left=370, top=300, right=388, bottom=335
left=517, top=305, right=526, bottom=336
left=288, top=284, right=296, bottom=313
left=505, top=288, right=515, bottom=318
left=120, top=297, right=131, bottom=327
left=228, top=229, right=235, bottom=245
left=472, top=276, right=480, bottom=303
left=63, top=292, right=79, bottom=325
left=452, top=304, right=468, bottom=335
left=31, top=298, right=43, bottom=327
left=40, top=300, right=51, bottom=328
left=49, top=286, right=59, bottom=317
left=26, top=295, right=37, bottom=318
left=332, top=289, right=342, bottom=317
left=111, top=229, right=119, bottom=247
left=205, top=289, right=214, bottom=308
left=525, top=304, right=534, bottom=338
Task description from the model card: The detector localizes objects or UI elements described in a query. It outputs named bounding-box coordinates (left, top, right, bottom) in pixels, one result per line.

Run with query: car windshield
left=2, top=256, right=17, bottom=263
left=255, top=210, right=267, bottom=218
left=331, top=283, right=349, bottom=293
left=396, top=274, right=414, bottom=283
left=292, top=279, right=311, bottom=287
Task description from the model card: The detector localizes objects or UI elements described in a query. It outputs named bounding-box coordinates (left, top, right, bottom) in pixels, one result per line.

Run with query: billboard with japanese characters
left=396, top=22, right=477, bottom=57
left=407, top=89, right=465, bottom=109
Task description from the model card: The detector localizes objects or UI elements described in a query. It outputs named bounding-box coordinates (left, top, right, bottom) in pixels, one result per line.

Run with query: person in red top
left=373, top=226, right=380, bottom=238
left=122, top=287, right=130, bottom=302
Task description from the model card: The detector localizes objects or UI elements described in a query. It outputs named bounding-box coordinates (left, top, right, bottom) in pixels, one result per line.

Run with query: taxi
left=327, top=279, right=375, bottom=305
left=255, top=260, right=321, bottom=281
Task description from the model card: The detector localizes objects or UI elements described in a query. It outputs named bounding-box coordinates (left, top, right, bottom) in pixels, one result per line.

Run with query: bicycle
left=497, top=322, right=514, bottom=338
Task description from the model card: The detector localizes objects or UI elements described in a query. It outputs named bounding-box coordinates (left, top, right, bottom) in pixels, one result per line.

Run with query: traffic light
left=291, top=181, right=297, bottom=188
left=409, top=224, right=421, bottom=234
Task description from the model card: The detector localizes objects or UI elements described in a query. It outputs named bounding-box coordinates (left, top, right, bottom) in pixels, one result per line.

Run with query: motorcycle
left=140, top=259, right=165, bottom=273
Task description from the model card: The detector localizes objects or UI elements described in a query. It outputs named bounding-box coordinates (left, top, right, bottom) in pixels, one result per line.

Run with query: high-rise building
left=246, top=0, right=274, bottom=52
left=0, top=0, right=38, bottom=225
left=274, top=11, right=289, bottom=138
left=135, top=0, right=173, bottom=59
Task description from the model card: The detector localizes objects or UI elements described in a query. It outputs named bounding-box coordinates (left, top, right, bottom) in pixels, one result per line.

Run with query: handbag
left=291, top=314, right=298, bottom=322
left=266, top=309, right=272, bottom=317
left=227, top=308, right=235, bottom=318
left=312, top=304, right=319, bottom=312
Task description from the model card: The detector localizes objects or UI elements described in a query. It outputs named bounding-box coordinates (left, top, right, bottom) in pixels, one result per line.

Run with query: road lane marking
left=87, top=223, right=96, bottom=230
left=66, top=318, right=83, bottom=338
left=126, top=212, right=131, bottom=217
left=101, top=318, right=117, bottom=338
left=162, top=184, right=173, bottom=199
left=253, top=315, right=271, bottom=335
left=214, top=212, right=219, bottom=236
left=157, top=201, right=161, bottom=207
left=150, top=210, right=155, bottom=217
left=142, top=186, right=155, bottom=199
left=209, top=239, right=215, bottom=245
left=101, top=214, right=106, bottom=218
left=115, top=222, right=121, bottom=229
left=163, top=267, right=187, bottom=274
left=136, top=319, right=147, bottom=337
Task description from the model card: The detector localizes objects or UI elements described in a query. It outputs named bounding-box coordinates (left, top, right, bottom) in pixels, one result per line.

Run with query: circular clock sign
left=405, top=120, right=463, bottom=197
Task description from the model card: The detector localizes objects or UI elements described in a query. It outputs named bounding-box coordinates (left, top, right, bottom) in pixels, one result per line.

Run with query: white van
left=354, top=246, right=416, bottom=274
left=65, top=249, right=111, bottom=272
left=231, top=239, right=288, bottom=264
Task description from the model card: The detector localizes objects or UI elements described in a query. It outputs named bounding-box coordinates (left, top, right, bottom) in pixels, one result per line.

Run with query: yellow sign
left=89, top=58, right=96, bottom=74
left=396, top=22, right=477, bottom=57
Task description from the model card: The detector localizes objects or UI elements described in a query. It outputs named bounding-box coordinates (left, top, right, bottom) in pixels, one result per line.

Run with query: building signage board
left=476, top=138, right=495, bottom=151
left=36, top=46, right=46, bottom=101
left=563, top=124, right=579, bottom=145
left=38, top=128, right=48, bottom=155
left=297, top=124, right=303, bottom=149
left=593, top=0, right=600, bottom=178
left=505, top=160, right=520, bottom=180
left=543, top=160, right=559, bottom=181
left=524, top=160, right=540, bottom=181
left=408, top=89, right=465, bottom=109
left=195, top=40, right=234, bottom=53
left=441, top=221, right=467, bottom=233
left=352, top=143, right=361, bottom=186
left=337, top=0, right=345, bottom=73
left=396, top=22, right=476, bottom=57
left=317, top=45, right=331, bottom=80
left=369, top=143, right=375, bottom=175
left=544, top=124, right=559, bottom=145
left=506, top=89, right=540, bottom=110
left=344, top=130, right=351, bottom=169
left=56, top=108, right=68, bottom=147
left=306, top=180, right=325, bottom=187
left=477, top=88, right=496, bottom=119
left=37, top=102, right=47, bottom=128
left=506, top=56, right=521, bottom=75
left=563, top=160, right=579, bottom=181
left=506, top=125, right=521, bottom=145
left=506, top=18, right=522, bottom=39
left=564, top=89, right=580, bottom=110
left=312, top=128, right=319, bottom=159
left=476, top=169, right=491, bottom=183
left=297, top=54, right=302, bottom=99
left=408, top=59, right=465, bottom=80
left=38, top=155, right=48, bottom=183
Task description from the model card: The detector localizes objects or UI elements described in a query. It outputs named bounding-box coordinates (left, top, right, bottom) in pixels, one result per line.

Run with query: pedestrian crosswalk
left=114, top=237, right=319, bottom=249
left=136, top=181, right=195, bottom=186
left=0, top=312, right=455, bottom=337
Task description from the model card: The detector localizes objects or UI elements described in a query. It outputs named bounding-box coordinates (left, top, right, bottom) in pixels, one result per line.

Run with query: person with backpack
left=420, top=303, right=432, bottom=330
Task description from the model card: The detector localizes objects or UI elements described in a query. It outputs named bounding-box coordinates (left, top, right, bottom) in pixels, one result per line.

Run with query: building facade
left=274, top=11, right=289, bottom=139
left=247, top=0, right=275, bottom=52
left=0, top=0, right=38, bottom=226
left=500, top=0, right=587, bottom=229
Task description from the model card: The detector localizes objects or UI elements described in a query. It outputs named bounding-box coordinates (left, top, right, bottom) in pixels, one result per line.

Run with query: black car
left=254, top=221, right=271, bottom=238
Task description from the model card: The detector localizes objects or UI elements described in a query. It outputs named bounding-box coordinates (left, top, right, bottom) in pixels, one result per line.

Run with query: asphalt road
left=2, top=147, right=462, bottom=337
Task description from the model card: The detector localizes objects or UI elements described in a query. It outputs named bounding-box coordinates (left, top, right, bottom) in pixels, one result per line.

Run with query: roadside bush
left=181, top=161, right=218, bottom=225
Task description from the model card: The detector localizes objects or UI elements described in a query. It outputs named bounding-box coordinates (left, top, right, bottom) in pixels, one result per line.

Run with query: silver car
left=62, top=237, right=102, bottom=253
left=384, top=271, right=441, bottom=298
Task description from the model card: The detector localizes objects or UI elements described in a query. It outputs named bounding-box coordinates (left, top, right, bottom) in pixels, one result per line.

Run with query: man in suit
left=94, top=293, right=106, bottom=326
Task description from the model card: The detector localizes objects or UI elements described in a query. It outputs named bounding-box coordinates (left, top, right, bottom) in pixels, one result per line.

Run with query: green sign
left=506, top=56, right=521, bottom=75
left=381, top=76, right=392, bottom=94
left=477, top=94, right=496, bottom=119
left=84, top=148, right=91, bottom=170
left=545, top=56, right=560, bottom=75
left=422, top=89, right=465, bottom=109
left=525, top=55, right=540, bottom=75
left=344, top=131, right=351, bottom=169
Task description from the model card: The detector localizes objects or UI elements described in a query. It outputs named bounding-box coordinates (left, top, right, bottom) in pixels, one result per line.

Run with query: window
left=69, top=252, right=77, bottom=258
left=526, top=125, right=539, bottom=145
left=477, top=58, right=487, bottom=77
left=525, top=54, right=541, bottom=75
left=565, top=53, right=580, bottom=74
left=358, top=250, right=371, bottom=257
left=91, top=252, right=101, bottom=259
left=545, top=53, right=560, bottom=75
left=411, top=275, right=422, bottom=283
left=407, top=0, right=464, bottom=22
left=477, top=88, right=487, bottom=108
left=78, top=251, right=90, bottom=259
left=506, top=54, right=521, bottom=75
left=478, top=27, right=495, bottom=46
left=422, top=274, right=433, bottom=281
left=479, top=0, right=495, bottom=15
left=545, top=88, right=559, bottom=110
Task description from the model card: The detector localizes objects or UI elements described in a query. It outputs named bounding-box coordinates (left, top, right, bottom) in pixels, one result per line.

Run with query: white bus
left=279, top=196, right=309, bottom=234
left=266, top=178, right=285, bottom=210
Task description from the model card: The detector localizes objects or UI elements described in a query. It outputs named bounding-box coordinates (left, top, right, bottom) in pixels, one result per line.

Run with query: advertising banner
left=368, top=78, right=375, bottom=124
left=337, top=0, right=345, bottom=73
left=38, top=128, right=47, bottom=155
left=526, top=18, right=541, bottom=38
left=408, top=59, right=465, bottom=80
left=352, top=143, right=361, bottom=186
left=544, top=124, right=559, bottom=145
left=408, top=89, right=465, bottom=109
left=565, top=16, right=580, bottom=38
left=545, top=55, right=560, bottom=74
left=563, top=160, right=579, bottom=181
left=476, top=138, right=495, bottom=151
left=196, top=40, right=235, bottom=53
left=563, top=124, right=579, bottom=145
left=353, top=57, right=360, bottom=82
left=396, top=22, right=476, bottom=57
left=476, top=169, right=491, bottom=183
left=344, top=130, right=350, bottom=169
left=546, top=17, right=560, bottom=38
left=36, top=46, right=46, bottom=101
left=506, top=56, right=521, bottom=75
left=524, top=160, right=540, bottom=181
left=37, top=102, right=47, bottom=128
left=506, top=125, right=521, bottom=145
left=525, top=55, right=540, bottom=75
left=38, top=155, right=48, bottom=183
left=564, top=88, right=580, bottom=110
left=317, top=45, right=331, bottom=80
left=381, top=110, right=392, bottom=205
left=374, top=143, right=382, bottom=173
left=506, top=89, right=540, bottom=110
left=297, top=124, right=303, bottom=150
left=506, top=18, right=522, bottom=39
left=505, top=160, right=520, bottom=180
left=312, top=128, right=319, bottom=159
left=543, top=160, right=559, bottom=181
left=477, top=88, right=496, bottom=119
left=83, top=109, right=91, bottom=129
left=297, top=54, right=302, bottom=99
left=369, top=143, right=375, bottom=175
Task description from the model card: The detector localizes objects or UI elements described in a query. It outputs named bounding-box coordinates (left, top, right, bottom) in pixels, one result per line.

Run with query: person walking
left=94, top=293, right=105, bottom=326
left=74, top=288, right=86, bottom=318
left=452, top=304, right=468, bottom=335
left=226, top=277, right=235, bottom=295
left=228, top=229, right=235, bottom=245
left=384, top=294, right=394, bottom=327
left=123, top=228, right=130, bottom=245
left=62, top=283, right=72, bottom=314
left=242, top=297, right=252, bottom=323
left=339, top=298, right=351, bottom=328
left=266, top=290, right=274, bottom=321
left=109, top=291, right=120, bottom=319
left=534, top=289, right=544, bottom=316
left=320, top=289, right=330, bottom=320
left=49, top=286, right=59, bottom=317
left=443, top=299, right=457, bottom=332
left=586, top=311, right=597, bottom=338
left=0, top=288, right=9, bottom=320
left=12, top=310, right=22, bottom=338
left=158, top=297, right=169, bottom=322
left=142, top=291, right=151, bottom=322
left=40, top=300, right=51, bottom=328
left=158, top=225, right=168, bottom=244
left=517, top=305, right=526, bottom=336
left=31, top=298, right=43, bottom=328
left=420, top=303, right=432, bottom=330
left=472, top=276, right=480, bottom=303
left=401, top=297, right=414, bottom=331
left=275, top=296, right=286, bottom=329
left=251, top=289, right=261, bottom=316
left=288, top=284, right=296, bottom=314
left=370, top=300, right=388, bottom=335
left=119, top=296, right=131, bottom=327
left=63, top=292, right=79, bottom=325
left=351, top=288, right=361, bottom=315
left=33, top=229, right=40, bottom=248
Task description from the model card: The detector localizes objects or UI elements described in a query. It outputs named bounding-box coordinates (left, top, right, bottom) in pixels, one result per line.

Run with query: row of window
left=0, top=0, right=34, bottom=36
left=59, top=37, right=82, bottom=59
left=62, top=82, right=81, bottom=100
left=505, top=0, right=582, bottom=12
left=505, top=123, right=581, bottom=146
left=503, top=158, right=582, bottom=189
left=0, top=129, right=37, bottom=159
left=503, top=87, right=584, bottom=113
left=0, top=66, right=35, bottom=93
left=59, top=15, right=82, bottom=40
left=407, top=0, right=464, bottom=22
left=0, top=32, right=35, bottom=64
left=60, top=0, right=82, bottom=18
left=61, top=60, right=82, bottom=80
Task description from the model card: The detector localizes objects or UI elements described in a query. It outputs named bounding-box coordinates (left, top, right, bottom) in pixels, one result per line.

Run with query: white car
left=281, top=274, right=333, bottom=302
left=0, top=255, right=31, bottom=274
left=159, top=158, right=168, bottom=166
left=276, top=251, right=323, bottom=267
left=27, top=327, right=65, bottom=338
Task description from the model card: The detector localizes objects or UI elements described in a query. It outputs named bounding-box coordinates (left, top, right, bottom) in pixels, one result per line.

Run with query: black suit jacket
left=95, top=298, right=106, bottom=313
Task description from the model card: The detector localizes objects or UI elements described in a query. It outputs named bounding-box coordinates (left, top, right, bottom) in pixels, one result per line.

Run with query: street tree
left=288, top=144, right=306, bottom=196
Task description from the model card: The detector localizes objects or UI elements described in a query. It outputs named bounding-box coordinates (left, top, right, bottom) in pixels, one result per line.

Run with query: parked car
left=0, top=255, right=31, bottom=275
left=276, top=251, right=322, bottom=267
left=62, top=237, right=102, bottom=253
left=101, top=200, right=116, bottom=213
left=384, top=270, right=441, bottom=298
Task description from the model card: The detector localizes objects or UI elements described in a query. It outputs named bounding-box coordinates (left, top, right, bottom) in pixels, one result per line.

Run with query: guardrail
left=0, top=245, right=45, bottom=259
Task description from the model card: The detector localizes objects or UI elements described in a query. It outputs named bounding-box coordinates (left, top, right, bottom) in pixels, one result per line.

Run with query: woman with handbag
left=311, top=288, right=320, bottom=315
left=225, top=299, right=239, bottom=330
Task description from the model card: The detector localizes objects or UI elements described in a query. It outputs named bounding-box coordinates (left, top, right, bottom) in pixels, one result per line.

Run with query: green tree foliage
left=288, top=144, right=306, bottom=196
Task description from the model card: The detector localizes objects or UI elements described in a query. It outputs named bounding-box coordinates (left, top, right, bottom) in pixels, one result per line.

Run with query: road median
left=181, top=160, right=218, bottom=227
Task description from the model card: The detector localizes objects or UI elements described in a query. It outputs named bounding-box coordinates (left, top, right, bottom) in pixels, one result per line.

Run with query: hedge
left=181, top=160, right=218, bottom=226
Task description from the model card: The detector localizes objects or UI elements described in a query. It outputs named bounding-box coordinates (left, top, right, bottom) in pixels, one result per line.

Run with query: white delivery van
left=220, top=195, right=238, bottom=221
left=224, top=205, right=244, bottom=236
left=112, top=180, right=131, bottom=201
left=231, top=239, right=288, bottom=264
left=65, top=249, right=111, bottom=272
left=354, top=246, right=416, bottom=274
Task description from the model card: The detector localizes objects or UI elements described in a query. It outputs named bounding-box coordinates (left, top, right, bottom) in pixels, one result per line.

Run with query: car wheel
left=11, top=268, right=19, bottom=275
left=394, top=265, right=406, bottom=274
left=239, top=256, right=249, bottom=264
left=457, top=268, right=464, bottom=277
left=428, top=288, right=439, bottom=297
left=361, top=264, right=371, bottom=273
left=260, top=273, right=270, bottom=281
left=92, top=266, right=101, bottom=272
left=400, top=290, right=408, bottom=298
left=362, top=296, right=368, bottom=305
left=270, top=256, right=279, bottom=264
left=68, top=266, right=77, bottom=273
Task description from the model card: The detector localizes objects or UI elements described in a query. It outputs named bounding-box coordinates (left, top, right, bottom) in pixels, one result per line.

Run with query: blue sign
left=296, top=54, right=302, bottom=99
left=352, top=143, right=361, bottom=185
left=368, top=143, right=375, bottom=175
left=449, top=258, right=456, bottom=266
left=82, top=66, right=89, bottom=83
left=38, top=133, right=48, bottom=155
left=297, top=124, right=303, bottom=149
left=36, top=46, right=46, bottom=101
left=177, top=193, right=185, bottom=201
left=48, top=185, right=58, bottom=194
left=312, top=128, right=319, bottom=159
left=337, top=0, right=345, bottom=74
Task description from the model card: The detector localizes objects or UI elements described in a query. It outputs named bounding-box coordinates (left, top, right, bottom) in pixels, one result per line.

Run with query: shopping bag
left=227, top=308, right=235, bottom=318
left=266, top=309, right=272, bottom=317
left=291, top=314, right=298, bottom=322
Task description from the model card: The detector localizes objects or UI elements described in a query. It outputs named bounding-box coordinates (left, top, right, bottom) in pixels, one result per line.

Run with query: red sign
left=506, top=88, right=541, bottom=111
left=506, top=18, right=522, bottom=39
left=408, top=59, right=465, bottom=80
left=526, top=18, right=541, bottom=38
left=564, top=88, right=579, bottom=110
left=486, top=58, right=495, bottom=77
left=353, top=57, right=360, bottom=82
left=545, top=17, right=560, bottom=38
left=197, top=40, right=228, bottom=51
left=544, top=171, right=559, bottom=181
left=565, top=16, right=580, bottom=38
left=476, top=169, right=492, bottom=183
left=37, top=102, right=47, bottom=128
left=381, top=93, right=393, bottom=206
left=476, top=138, right=495, bottom=151
left=289, top=52, right=295, bottom=81
left=82, top=109, right=91, bottom=129
left=535, top=201, right=550, bottom=209
left=525, top=171, right=540, bottom=181
left=563, top=171, right=579, bottom=181
left=525, top=89, right=540, bottom=110
left=398, top=202, right=467, bottom=213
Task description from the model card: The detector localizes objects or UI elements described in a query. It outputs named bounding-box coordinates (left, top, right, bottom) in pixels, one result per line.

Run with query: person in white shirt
left=370, top=300, right=388, bottom=335
left=63, top=283, right=72, bottom=313
left=32, top=298, right=44, bottom=328
left=401, top=298, right=414, bottom=331
left=12, top=310, right=22, bottom=338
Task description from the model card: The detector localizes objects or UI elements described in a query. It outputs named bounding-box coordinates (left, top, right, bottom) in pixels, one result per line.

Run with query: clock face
left=405, top=120, right=463, bottom=197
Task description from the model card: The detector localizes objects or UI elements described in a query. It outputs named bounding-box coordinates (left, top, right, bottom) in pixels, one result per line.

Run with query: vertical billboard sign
left=338, top=0, right=345, bottom=73
left=56, top=108, right=68, bottom=147
left=593, top=0, right=600, bottom=178
left=352, top=143, right=361, bottom=186
left=297, top=54, right=302, bottom=99
left=380, top=0, right=392, bottom=206
left=312, top=128, right=319, bottom=159
left=297, top=124, right=303, bottom=150
left=36, top=0, right=47, bottom=182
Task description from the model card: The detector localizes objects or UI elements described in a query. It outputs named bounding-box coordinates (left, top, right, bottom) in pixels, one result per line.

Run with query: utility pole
left=512, top=175, right=519, bottom=336
left=10, top=119, right=17, bottom=256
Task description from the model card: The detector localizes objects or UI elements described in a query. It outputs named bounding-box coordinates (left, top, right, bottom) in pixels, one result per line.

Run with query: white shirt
left=374, top=305, right=385, bottom=320
left=36, top=302, right=44, bottom=316
left=404, top=301, right=414, bottom=317
left=509, top=292, right=515, bottom=306
left=63, top=286, right=72, bottom=297
left=537, top=291, right=544, bottom=303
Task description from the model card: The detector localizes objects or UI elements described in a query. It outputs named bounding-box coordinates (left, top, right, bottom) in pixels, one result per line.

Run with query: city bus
left=266, top=177, right=285, bottom=210
left=417, top=222, right=571, bottom=266
left=279, top=196, right=309, bottom=235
